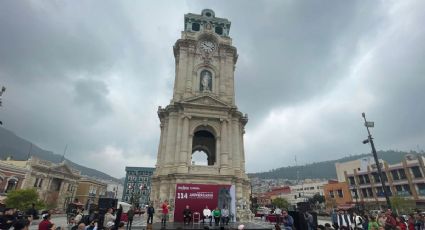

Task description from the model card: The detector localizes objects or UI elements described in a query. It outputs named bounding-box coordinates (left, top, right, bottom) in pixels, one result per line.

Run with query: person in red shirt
left=38, top=213, right=53, bottom=230
left=161, top=200, right=169, bottom=226
left=385, top=209, right=397, bottom=229
left=396, top=215, right=407, bottom=230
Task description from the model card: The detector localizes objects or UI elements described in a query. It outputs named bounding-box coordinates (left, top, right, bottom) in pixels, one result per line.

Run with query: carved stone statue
left=201, top=70, right=211, bottom=91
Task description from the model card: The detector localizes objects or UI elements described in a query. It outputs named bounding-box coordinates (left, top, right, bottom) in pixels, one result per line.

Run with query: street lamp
left=0, top=86, right=6, bottom=125
left=361, top=112, right=391, bottom=209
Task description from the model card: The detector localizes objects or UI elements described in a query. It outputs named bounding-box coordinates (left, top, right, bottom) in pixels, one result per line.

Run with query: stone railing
left=188, top=165, right=219, bottom=175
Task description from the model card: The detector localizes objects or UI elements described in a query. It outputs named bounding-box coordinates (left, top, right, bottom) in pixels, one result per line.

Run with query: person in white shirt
left=353, top=212, right=364, bottom=229
left=202, top=205, right=212, bottom=225
left=274, top=207, right=282, bottom=225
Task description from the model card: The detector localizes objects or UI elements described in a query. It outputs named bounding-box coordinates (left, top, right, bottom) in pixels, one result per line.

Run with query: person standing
left=212, top=207, right=221, bottom=226
left=146, top=204, right=154, bottom=225
left=221, top=206, right=230, bottom=225
left=281, top=210, right=294, bottom=230
left=202, top=205, right=212, bottom=225
left=38, top=213, right=53, bottom=230
left=161, top=200, right=169, bottom=226
left=103, top=208, right=116, bottom=229
left=331, top=209, right=339, bottom=230
left=337, top=209, right=352, bottom=229
left=384, top=209, right=396, bottom=230
left=126, top=207, right=134, bottom=230
left=353, top=212, right=364, bottom=229
left=304, top=212, right=315, bottom=230
left=275, top=207, right=282, bottom=225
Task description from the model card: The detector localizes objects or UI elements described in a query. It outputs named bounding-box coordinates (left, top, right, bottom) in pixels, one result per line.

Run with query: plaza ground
left=29, top=214, right=332, bottom=229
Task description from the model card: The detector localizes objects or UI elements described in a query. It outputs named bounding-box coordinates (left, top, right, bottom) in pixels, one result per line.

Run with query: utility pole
left=361, top=112, right=391, bottom=209
left=0, top=86, right=6, bottom=125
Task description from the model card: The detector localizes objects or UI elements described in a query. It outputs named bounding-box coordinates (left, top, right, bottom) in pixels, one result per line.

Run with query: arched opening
left=191, top=150, right=208, bottom=166
left=192, top=129, right=216, bottom=166
left=5, top=178, right=18, bottom=193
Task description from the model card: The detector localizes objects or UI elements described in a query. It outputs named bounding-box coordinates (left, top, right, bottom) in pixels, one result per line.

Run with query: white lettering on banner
left=189, top=192, right=214, bottom=199
left=176, top=193, right=188, bottom=199
left=177, top=186, right=190, bottom=190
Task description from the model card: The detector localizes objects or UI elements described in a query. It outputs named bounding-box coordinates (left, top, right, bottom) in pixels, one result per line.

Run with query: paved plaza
left=29, top=214, right=331, bottom=229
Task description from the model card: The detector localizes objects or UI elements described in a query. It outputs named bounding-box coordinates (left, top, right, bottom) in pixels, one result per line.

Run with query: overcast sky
left=1, top=1, right=424, bottom=178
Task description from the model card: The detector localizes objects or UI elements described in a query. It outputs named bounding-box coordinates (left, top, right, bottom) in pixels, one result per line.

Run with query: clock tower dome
left=151, top=9, right=251, bottom=222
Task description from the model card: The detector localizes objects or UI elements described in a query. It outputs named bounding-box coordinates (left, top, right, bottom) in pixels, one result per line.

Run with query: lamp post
left=0, top=86, right=6, bottom=125
left=361, top=112, right=391, bottom=209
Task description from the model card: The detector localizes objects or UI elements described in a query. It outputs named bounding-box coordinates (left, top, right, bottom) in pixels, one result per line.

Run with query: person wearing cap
left=38, top=213, right=53, bottom=230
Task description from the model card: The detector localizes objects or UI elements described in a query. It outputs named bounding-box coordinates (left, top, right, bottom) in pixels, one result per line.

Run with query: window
left=391, top=170, right=400, bottom=180
left=417, top=183, right=425, bottom=195
left=34, top=178, right=39, bottom=187
left=399, top=169, right=407, bottom=180
left=337, top=189, right=343, bottom=198
left=329, top=190, right=335, bottom=198
left=372, top=172, right=381, bottom=183
left=376, top=187, right=384, bottom=197
left=411, top=166, right=423, bottom=178
left=367, top=188, right=373, bottom=197
left=361, top=188, right=368, bottom=198
left=365, top=175, right=370, bottom=184
left=192, top=23, right=200, bottom=31
left=215, top=26, right=223, bottom=35
left=358, top=175, right=365, bottom=184
left=348, top=176, right=355, bottom=185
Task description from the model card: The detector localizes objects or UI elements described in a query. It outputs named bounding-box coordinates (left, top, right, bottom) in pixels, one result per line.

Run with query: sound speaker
left=98, top=198, right=118, bottom=210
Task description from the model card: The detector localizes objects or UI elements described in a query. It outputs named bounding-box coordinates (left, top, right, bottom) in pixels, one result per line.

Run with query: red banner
left=173, top=183, right=233, bottom=222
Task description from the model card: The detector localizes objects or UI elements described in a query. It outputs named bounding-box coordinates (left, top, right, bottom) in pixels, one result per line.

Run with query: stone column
left=178, top=116, right=190, bottom=173
left=174, top=116, right=182, bottom=165
left=187, top=134, right=194, bottom=166
left=165, top=113, right=178, bottom=165
left=232, top=118, right=241, bottom=172
left=155, top=122, right=165, bottom=169
left=220, top=119, right=230, bottom=172
left=159, top=119, right=169, bottom=167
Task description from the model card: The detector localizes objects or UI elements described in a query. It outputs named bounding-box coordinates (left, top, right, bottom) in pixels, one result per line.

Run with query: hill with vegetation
left=0, top=126, right=119, bottom=182
left=249, top=150, right=424, bottom=180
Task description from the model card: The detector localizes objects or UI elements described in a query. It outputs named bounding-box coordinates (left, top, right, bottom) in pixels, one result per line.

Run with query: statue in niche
left=200, top=70, right=212, bottom=91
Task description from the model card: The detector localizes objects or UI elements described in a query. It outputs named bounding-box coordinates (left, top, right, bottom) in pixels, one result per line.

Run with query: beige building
left=337, top=154, right=425, bottom=209
left=75, top=177, right=107, bottom=210
left=0, top=159, right=28, bottom=195
left=0, top=157, right=81, bottom=210
left=151, top=9, right=251, bottom=221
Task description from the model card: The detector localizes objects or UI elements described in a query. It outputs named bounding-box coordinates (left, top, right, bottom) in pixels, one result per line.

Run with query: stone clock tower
left=151, top=9, right=251, bottom=221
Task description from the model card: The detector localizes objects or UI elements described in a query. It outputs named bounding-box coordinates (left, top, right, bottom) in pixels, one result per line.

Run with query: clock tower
left=151, top=9, right=251, bottom=221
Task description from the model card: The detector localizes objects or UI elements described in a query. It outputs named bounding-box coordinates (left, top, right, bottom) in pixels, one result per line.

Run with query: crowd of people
left=327, top=208, right=425, bottom=230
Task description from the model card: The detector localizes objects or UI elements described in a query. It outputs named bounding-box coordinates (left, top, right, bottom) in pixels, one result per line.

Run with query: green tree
left=308, top=194, right=325, bottom=204
left=390, top=195, right=415, bottom=214
left=271, top=197, right=290, bottom=209
left=5, top=189, right=45, bottom=211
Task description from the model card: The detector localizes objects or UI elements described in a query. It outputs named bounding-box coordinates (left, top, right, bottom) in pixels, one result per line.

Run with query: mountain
left=249, top=150, right=424, bottom=180
left=0, top=126, right=120, bottom=182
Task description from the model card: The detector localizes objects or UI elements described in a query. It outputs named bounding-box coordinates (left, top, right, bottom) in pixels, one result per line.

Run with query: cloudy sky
left=1, top=0, right=424, bottom=178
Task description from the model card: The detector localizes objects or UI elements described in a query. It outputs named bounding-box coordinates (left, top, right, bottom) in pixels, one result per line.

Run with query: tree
left=271, top=197, right=290, bottom=209
left=308, top=194, right=325, bottom=204
left=5, top=189, right=45, bottom=211
left=390, top=195, right=415, bottom=214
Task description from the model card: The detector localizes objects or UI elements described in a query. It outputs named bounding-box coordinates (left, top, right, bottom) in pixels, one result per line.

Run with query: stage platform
left=147, top=222, right=273, bottom=230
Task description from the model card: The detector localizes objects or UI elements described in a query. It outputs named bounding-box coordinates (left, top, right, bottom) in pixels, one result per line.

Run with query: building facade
left=323, top=180, right=353, bottom=209
left=0, top=157, right=81, bottom=210
left=75, top=177, right=107, bottom=210
left=151, top=9, right=251, bottom=222
left=337, top=154, right=425, bottom=209
left=123, top=167, right=154, bottom=207
left=0, top=159, right=28, bottom=195
left=101, top=179, right=124, bottom=201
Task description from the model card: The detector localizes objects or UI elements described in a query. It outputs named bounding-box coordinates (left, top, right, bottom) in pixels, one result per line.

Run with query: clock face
left=200, top=40, right=216, bottom=53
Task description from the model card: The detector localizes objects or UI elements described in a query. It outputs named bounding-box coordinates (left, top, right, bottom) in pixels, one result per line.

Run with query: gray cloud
left=1, top=0, right=424, bottom=177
